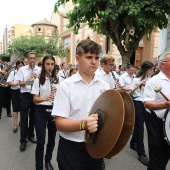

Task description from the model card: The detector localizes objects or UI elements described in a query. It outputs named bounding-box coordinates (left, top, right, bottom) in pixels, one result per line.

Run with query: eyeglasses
left=29, top=58, right=36, bottom=60
left=108, top=64, right=115, bottom=66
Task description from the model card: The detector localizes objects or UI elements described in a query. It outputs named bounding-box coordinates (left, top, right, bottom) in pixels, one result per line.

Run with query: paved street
left=0, top=108, right=170, bottom=170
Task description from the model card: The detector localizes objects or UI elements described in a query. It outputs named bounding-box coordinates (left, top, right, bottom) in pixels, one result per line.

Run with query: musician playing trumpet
left=31, top=55, right=58, bottom=170
left=17, top=52, right=41, bottom=151
left=143, top=51, right=170, bottom=170
left=129, top=61, right=154, bottom=166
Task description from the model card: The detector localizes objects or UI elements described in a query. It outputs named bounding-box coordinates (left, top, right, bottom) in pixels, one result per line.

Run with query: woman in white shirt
left=31, top=55, right=58, bottom=170
left=7, top=60, right=24, bottom=132
left=129, top=61, right=154, bottom=166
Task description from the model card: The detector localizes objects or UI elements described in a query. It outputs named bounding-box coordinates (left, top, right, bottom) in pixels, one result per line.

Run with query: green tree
left=55, top=0, right=170, bottom=66
left=7, top=31, right=67, bottom=58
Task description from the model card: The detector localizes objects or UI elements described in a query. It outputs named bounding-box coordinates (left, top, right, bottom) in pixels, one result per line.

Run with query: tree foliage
left=7, top=31, right=67, bottom=58
left=55, top=0, right=170, bottom=65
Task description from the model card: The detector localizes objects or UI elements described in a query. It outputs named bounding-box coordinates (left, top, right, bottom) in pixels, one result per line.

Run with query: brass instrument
left=0, top=50, right=24, bottom=87
left=85, top=89, right=135, bottom=158
left=25, top=62, right=34, bottom=85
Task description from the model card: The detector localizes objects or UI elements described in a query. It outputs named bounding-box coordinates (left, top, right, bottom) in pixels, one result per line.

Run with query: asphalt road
left=0, top=108, right=170, bottom=170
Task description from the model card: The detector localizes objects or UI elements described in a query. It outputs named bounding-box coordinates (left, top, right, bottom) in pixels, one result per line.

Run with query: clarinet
left=49, top=70, right=54, bottom=105
left=111, top=71, right=118, bottom=89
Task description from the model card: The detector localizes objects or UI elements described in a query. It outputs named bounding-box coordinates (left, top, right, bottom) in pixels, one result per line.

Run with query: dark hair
left=55, top=64, right=60, bottom=71
left=136, top=61, right=154, bottom=80
left=61, top=62, right=65, bottom=67
left=39, top=55, right=58, bottom=85
left=126, top=64, right=134, bottom=69
left=16, top=60, right=24, bottom=67
left=76, top=39, right=101, bottom=56
left=69, top=67, right=77, bottom=77
left=38, top=62, right=42, bottom=67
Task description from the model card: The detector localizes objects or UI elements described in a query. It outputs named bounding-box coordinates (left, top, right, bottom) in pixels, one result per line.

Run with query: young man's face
left=76, top=52, right=99, bottom=76
left=28, top=53, right=37, bottom=68
left=103, top=61, right=114, bottom=74
left=127, top=67, right=135, bottom=76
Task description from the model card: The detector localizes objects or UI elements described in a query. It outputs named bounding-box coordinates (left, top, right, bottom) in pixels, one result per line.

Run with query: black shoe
left=7, top=112, right=12, bottom=117
left=20, top=142, right=26, bottom=151
left=28, top=137, right=37, bottom=143
left=45, top=162, right=54, bottom=170
left=138, top=155, right=149, bottom=166
left=130, top=144, right=137, bottom=151
left=101, top=160, right=105, bottom=170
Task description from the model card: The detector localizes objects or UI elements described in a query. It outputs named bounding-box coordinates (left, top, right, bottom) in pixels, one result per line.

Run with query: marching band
left=0, top=39, right=170, bottom=170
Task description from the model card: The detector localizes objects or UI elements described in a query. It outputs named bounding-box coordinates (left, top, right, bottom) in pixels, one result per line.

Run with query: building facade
left=50, top=1, right=169, bottom=67
left=8, top=24, right=32, bottom=45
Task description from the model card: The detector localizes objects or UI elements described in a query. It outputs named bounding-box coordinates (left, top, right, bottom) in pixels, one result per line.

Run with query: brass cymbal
left=85, top=90, right=125, bottom=158
left=105, top=90, right=135, bottom=158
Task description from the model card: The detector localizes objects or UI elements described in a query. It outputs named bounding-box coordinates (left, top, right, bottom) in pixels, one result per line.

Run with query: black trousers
left=57, top=136, right=103, bottom=170
left=11, top=89, right=20, bottom=112
left=145, top=111, right=170, bottom=170
left=0, top=86, right=11, bottom=115
left=130, top=100, right=146, bottom=156
left=35, top=105, right=56, bottom=170
left=20, top=93, right=35, bottom=143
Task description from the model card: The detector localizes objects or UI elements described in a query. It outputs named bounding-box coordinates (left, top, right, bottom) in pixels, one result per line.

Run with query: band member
left=95, top=56, right=116, bottom=89
left=31, top=55, right=58, bottom=170
left=119, top=64, right=135, bottom=92
left=17, top=52, right=41, bottom=151
left=151, top=62, right=160, bottom=77
left=52, top=39, right=110, bottom=170
left=143, top=52, right=170, bottom=170
left=69, top=67, right=78, bottom=77
left=58, top=62, right=69, bottom=84
left=129, top=61, right=154, bottom=166
left=0, top=59, right=12, bottom=119
left=6, top=60, right=24, bottom=132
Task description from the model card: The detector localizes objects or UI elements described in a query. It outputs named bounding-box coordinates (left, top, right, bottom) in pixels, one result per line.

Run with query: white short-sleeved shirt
left=6, top=70, right=20, bottom=90
left=16, top=65, right=41, bottom=93
left=58, top=70, right=69, bottom=84
left=31, top=77, right=58, bottom=105
left=130, top=77, right=144, bottom=101
left=119, top=72, right=133, bottom=88
left=51, top=72, right=110, bottom=142
left=143, top=71, right=170, bottom=118
left=95, top=68, right=116, bottom=89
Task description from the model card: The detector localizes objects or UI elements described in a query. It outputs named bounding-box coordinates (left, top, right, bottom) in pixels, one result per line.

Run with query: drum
left=163, top=110, right=170, bottom=145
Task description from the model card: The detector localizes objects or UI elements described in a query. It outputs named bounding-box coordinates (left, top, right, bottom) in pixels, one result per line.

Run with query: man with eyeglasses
left=95, top=56, right=116, bottom=89
left=17, top=52, right=41, bottom=151
left=143, top=51, right=170, bottom=170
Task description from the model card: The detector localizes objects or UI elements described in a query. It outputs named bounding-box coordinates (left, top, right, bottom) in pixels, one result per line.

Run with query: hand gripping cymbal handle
left=87, top=109, right=105, bottom=144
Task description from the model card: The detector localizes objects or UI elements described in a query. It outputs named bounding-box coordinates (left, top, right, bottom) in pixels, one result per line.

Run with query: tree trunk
left=121, top=54, right=131, bottom=67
